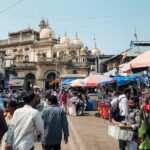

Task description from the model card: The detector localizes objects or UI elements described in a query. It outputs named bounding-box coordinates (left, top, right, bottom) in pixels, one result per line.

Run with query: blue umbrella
left=61, top=78, right=76, bottom=86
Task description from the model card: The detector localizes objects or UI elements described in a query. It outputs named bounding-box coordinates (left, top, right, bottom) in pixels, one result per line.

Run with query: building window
left=53, top=52, right=57, bottom=58
left=24, top=47, right=29, bottom=51
left=73, top=69, right=77, bottom=74
left=24, top=55, right=29, bottom=62
left=13, top=49, right=17, bottom=52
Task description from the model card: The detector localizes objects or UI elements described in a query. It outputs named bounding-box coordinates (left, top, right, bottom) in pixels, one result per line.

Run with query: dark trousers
left=30, top=147, right=34, bottom=150
left=42, top=144, right=61, bottom=150
left=119, top=139, right=126, bottom=150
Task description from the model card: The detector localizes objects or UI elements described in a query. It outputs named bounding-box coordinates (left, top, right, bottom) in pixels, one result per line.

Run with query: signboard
left=11, top=78, right=24, bottom=86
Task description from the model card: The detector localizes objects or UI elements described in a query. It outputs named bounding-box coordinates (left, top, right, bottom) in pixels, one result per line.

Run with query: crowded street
left=1, top=1, right=150, bottom=150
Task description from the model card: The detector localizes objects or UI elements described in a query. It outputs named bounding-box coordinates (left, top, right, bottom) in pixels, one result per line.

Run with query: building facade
left=0, top=19, right=92, bottom=90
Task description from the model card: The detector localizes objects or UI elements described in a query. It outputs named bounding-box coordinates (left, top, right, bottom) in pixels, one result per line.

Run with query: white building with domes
left=0, top=18, right=104, bottom=90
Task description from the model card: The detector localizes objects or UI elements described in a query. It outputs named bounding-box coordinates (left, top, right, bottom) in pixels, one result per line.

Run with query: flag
left=134, top=33, right=138, bottom=41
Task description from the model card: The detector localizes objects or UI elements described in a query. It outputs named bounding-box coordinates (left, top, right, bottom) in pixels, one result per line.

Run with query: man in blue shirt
left=41, top=95, right=69, bottom=150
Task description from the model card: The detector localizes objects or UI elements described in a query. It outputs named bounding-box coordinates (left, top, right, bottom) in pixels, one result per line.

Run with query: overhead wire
left=0, top=0, right=24, bottom=13
left=0, top=7, right=150, bottom=21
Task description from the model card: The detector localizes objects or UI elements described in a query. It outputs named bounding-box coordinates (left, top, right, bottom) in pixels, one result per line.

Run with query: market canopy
left=83, top=74, right=115, bottom=87
left=61, top=78, right=76, bottom=86
left=121, top=50, right=150, bottom=72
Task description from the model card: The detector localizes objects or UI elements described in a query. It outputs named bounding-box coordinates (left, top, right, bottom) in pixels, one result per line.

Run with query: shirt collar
left=24, top=104, right=33, bottom=108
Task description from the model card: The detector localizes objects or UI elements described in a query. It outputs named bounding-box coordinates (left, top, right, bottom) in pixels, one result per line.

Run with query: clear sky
left=0, top=0, right=150, bottom=54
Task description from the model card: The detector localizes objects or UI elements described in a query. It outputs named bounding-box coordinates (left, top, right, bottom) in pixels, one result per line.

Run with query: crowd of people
left=0, top=84, right=150, bottom=150
left=0, top=88, right=70, bottom=150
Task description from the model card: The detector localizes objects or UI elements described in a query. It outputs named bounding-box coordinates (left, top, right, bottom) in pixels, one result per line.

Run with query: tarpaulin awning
left=111, top=75, right=140, bottom=86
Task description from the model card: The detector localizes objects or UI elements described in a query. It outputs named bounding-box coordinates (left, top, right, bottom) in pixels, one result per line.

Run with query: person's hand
left=111, top=119, right=121, bottom=126
left=5, top=145, right=13, bottom=150
left=64, top=138, right=68, bottom=144
left=119, top=124, right=131, bottom=129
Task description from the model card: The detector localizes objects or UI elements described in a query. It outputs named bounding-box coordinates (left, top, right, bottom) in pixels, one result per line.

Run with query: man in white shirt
left=111, top=88, right=131, bottom=150
left=111, top=88, right=131, bottom=119
left=6, top=92, right=44, bottom=150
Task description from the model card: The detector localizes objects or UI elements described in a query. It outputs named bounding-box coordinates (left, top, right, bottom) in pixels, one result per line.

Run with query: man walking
left=42, top=95, right=69, bottom=150
left=6, top=92, right=44, bottom=150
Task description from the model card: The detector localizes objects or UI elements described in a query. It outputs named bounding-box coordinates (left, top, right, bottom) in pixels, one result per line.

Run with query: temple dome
left=60, top=32, right=70, bottom=44
left=40, top=27, right=56, bottom=39
left=71, top=33, right=83, bottom=47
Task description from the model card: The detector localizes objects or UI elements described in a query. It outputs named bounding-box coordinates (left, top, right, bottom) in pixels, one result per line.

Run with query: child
left=119, top=96, right=141, bottom=150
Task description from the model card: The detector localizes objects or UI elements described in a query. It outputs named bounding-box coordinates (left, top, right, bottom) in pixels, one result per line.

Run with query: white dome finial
left=64, top=31, right=67, bottom=37
left=75, top=32, right=78, bottom=38
left=60, top=31, right=70, bottom=44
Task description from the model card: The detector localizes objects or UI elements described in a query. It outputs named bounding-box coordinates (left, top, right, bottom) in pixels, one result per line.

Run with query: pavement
left=35, top=111, right=118, bottom=150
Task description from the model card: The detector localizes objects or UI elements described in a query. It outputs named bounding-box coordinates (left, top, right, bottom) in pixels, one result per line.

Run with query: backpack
left=110, top=96, right=125, bottom=122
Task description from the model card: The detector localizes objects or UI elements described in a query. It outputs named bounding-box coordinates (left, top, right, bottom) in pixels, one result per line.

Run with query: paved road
left=35, top=111, right=118, bottom=150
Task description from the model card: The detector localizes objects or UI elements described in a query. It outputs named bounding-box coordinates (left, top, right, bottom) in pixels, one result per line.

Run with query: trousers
left=42, top=144, right=61, bottom=150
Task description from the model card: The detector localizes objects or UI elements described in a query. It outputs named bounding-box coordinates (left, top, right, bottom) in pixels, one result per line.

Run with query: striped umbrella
left=83, top=74, right=115, bottom=87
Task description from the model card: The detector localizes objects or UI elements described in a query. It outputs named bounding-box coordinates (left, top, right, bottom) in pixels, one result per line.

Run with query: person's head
left=4, top=101, right=18, bottom=114
left=47, top=95, right=58, bottom=105
left=23, top=92, right=35, bottom=105
left=128, top=96, right=139, bottom=109
left=12, top=89, right=16, bottom=93
left=123, top=88, right=131, bottom=98
left=113, top=91, right=120, bottom=97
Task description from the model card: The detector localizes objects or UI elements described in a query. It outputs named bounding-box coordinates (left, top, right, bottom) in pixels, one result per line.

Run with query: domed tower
left=91, top=41, right=100, bottom=56
left=39, top=19, right=56, bottom=40
left=39, top=18, right=47, bottom=30
left=60, top=32, right=70, bottom=44
left=71, top=32, right=83, bottom=48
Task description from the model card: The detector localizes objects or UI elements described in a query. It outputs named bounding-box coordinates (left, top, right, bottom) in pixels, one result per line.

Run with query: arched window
left=24, top=73, right=35, bottom=91
left=42, top=53, right=46, bottom=58
left=53, top=52, right=57, bottom=58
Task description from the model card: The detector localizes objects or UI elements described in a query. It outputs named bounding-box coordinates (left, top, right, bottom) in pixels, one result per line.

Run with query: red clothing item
left=60, top=94, right=67, bottom=104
